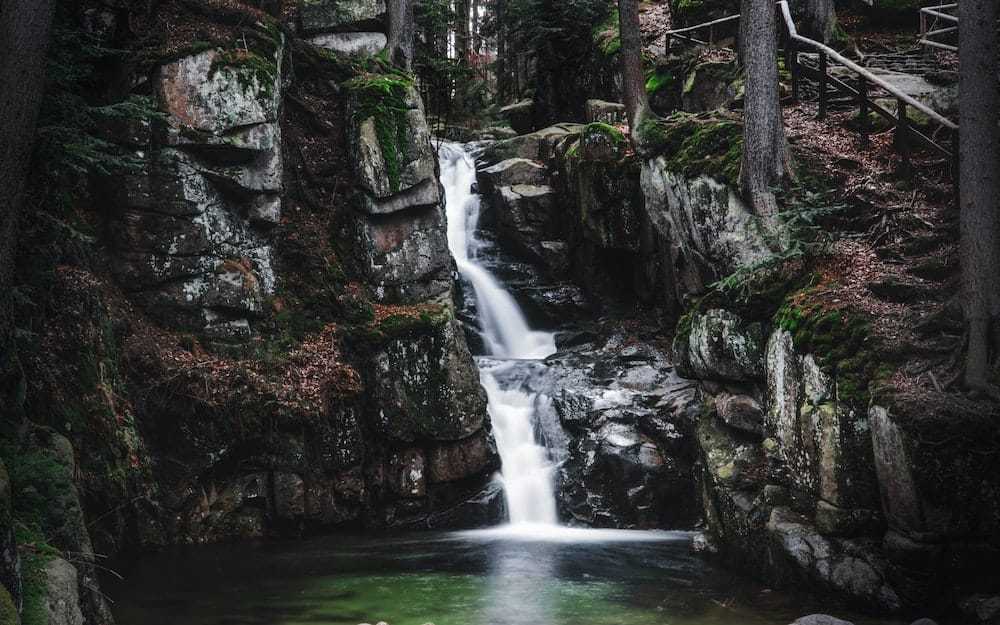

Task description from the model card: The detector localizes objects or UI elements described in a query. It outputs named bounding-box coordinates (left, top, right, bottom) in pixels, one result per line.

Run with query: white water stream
left=439, top=143, right=560, bottom=526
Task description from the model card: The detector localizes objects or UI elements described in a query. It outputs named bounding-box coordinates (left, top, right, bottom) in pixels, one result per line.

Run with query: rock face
left=640, top=160, right=772, bottom=299
left=584, top=99, right=627, bottom=125
left=111, top=41, right=284, bottom=340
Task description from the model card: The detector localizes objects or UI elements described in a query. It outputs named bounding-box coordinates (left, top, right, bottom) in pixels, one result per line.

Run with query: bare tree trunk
left=387, top=0, right=415, bottom=71
left=472, top=0, right=482, bottom=55
left=618, top=0, right=648, bottom=134
left=792, top=0, right=836, bottom=44
left=456, top=0, right=471, bottom=64
left=959, top=0, right=1000, bottom=392
left=0, top=0, right=56, bottom=376
left=739, top=0, right=789, bottom=225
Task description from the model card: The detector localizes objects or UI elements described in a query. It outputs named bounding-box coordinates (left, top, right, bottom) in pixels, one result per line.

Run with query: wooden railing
left=919, top=3, right=958, bottom=52
left=663, top=2, right=959, bottom=173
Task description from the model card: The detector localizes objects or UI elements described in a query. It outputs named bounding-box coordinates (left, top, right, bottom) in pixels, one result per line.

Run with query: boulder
left=309, top=32, right=386, bottom=57
left=44, top=558, right=84, bottom=625
left=353, top=203, right=452, bottom=304
left=673, top=309, right=766, bottom=382
left=576, top=124, right=626, bottom=162
left=300, top=0, right=386, bottom=34
left=495, top=184, right=556, bottom=262
left=369, top=318, right=488, bottom=442
left=425, top=479, right=507, bottom=528
left=640, top=162, right=771, bottom=298
left=479, top=124, right=584, bottom=166
left=681, top=61, right=739, bottom=112
left=427, top=431, right=499, bottom=483
left=477, top=158, right=548, bottom=194
left=764, top=330, right=881, bottom=514
left=714, top=393, right=764, bottom=435
left=499, top=99, right=536, bottom=135
left=789, top=616, right=855, bottom=625
left=584, top=99, right=627, bottom=125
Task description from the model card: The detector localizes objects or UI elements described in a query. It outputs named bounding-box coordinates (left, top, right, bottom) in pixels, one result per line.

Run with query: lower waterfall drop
left=439, top=142, right=560, bottom=526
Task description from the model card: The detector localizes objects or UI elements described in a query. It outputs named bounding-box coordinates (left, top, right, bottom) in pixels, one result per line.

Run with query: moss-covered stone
left=345, top=72, right=418, bottom=194
left=773, top=288, right=891, bottom=408
left=637, top=112, right=743, bottom=185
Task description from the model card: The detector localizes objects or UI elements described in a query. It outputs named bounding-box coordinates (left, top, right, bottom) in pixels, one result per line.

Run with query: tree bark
left=792, top=0, right=836, bottom=44
left=959, top=0, right=1000, bottom=391
left=387, top=0, right=415, bottom=71
left=0, top=0, right=56, bottom=378
left=618, top=0, right=648, bottom=134
left=739, top=0, right=789, bottom=225
left=456, top=0, right=471, bottom=64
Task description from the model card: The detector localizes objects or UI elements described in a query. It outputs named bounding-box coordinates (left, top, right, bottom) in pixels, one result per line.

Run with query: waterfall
left=439, top=142, right=559, bottom=526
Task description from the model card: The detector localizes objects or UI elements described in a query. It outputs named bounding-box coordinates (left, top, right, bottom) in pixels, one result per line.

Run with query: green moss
left=592, top=8, right=620, bottom=56
left=645, top=70, right=676, bottom=95
left=208, top=49, right=278, bottom=100
left=345, top=72, right=416, bottom=193
left=672, top=0, right=738, bottom=25
left=0, top=586, right=15, bottom=625
left=773, top=290, right=891, bottom=407
left=638, top=113, right=743, bottom=185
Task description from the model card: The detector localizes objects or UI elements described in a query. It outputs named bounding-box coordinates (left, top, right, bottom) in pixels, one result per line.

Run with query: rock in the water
left=478, top=158, right=548, bottom=194
left=789, top=616, right=855, bottom=625
left=45, top=558, right=84, bottom=625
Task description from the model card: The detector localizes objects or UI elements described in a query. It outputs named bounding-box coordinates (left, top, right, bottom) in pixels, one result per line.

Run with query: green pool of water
left=107, top=529, right=901, bottom=625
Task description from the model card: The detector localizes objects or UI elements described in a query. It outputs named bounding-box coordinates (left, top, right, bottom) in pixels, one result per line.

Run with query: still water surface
left=109, top=530, right=900, bottom=625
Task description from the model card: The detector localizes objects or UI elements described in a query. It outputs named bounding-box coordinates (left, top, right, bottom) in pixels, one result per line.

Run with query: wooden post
left=789, top=40, right=799, bottom=103
left=858, top=76, right=869, bottom=148
left=665, top=32, right=671, bottom=53
left=896, top=98, right=910, bottom=176
left=818, top=50, right=828, bottom=120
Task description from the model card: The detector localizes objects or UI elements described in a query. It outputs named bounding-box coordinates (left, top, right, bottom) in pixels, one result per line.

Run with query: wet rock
left=428, top=431, right=499, bottom=483
left=577, top=124, right=626, bottom=162
left=714, top=393, right=764, bottom=435
left=584, top=99, right=627, bottom=125
left=369, top=319, right=488, bottom=442
left=45, top=558, right=84, bottom=625
left=309, top=32, right=386, bottom=57
left=479, top=124, right=583, bottom=166
left=674, top=309, right=766, bottom=382
left=789, top=616, right=855, bottom=625
left=959, top=595, right=1000, bottom=624
left=424, top=479, right=507, bottom=529
left=477, top=158, right=548, bottom=194
left=389, top=449, right=426, bottom=498
left=495, top=184, right=557, bottom=261
left=300, top=0, right=386, bottom=33
left=499, top=99, right=536, bottom=134
left=273, top=473, right=305, bottom=520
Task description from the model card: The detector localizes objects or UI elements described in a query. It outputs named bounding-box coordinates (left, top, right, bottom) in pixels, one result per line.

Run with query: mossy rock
left=773, top=288, right=892, bottom=408
left=637, top=112, right=743, bottom=186
left=0, top=586, right=15, bottom=625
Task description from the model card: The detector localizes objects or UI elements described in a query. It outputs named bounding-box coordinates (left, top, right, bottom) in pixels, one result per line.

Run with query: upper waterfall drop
left=439, top=142, right=559, bottom=526
left=439, top=143, right=556, bottom=361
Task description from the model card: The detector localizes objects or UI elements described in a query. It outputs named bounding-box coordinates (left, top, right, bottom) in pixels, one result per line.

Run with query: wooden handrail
left=777, top=0, right=957, bottom=130
left=663, top=13, right=740, bottom=37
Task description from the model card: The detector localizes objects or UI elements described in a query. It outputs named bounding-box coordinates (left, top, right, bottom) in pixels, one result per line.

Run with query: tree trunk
left=456, top=0, right=471, bottom=64
left=618, top=0, right=648, bottom=134
left=472, top=0, right=482, bottom=54
left=792, top=0, right=836, bottom=44
left=0, top=0, right=56, bottom=388
left=739, top=0, right=789, bottom=225
left=959, top=0, right=1000, bottom=391
left=387, top=0, right=415, bottom=71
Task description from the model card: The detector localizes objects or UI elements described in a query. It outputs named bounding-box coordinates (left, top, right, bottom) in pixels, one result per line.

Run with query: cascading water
left=439, top=142, right=560, bottom=526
